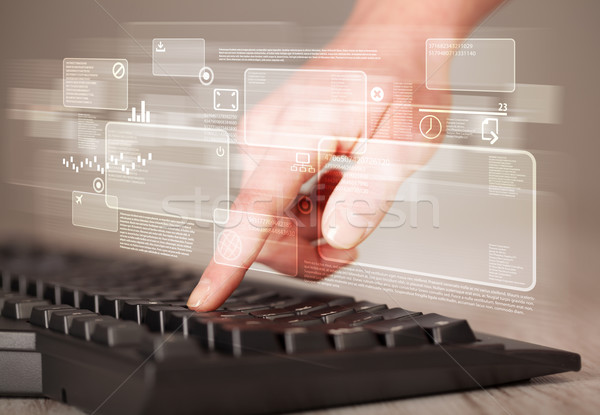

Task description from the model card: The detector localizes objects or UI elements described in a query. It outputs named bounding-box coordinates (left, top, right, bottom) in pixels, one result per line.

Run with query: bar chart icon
left=127, top=100, right=151, bottom=123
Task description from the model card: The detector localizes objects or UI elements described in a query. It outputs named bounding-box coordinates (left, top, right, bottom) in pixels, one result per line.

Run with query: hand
left=187, top=0, right=503, bottom=311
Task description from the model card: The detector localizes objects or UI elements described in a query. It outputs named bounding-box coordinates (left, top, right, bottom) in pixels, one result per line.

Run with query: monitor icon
left=291, top=152, right=315, bottom=173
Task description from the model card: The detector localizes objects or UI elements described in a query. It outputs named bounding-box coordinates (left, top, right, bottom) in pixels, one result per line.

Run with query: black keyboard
left=0, top=244, right=581, bottom=414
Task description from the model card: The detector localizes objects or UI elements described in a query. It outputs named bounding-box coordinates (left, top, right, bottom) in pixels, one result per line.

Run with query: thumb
left=321, top=139, right=436, bottom=250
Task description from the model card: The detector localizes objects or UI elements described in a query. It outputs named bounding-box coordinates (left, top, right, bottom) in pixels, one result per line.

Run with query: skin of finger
left=188, top=142, right=337, bottom=311
left=319, top=75, right=451, bottom=250
left=188, top=259, right=248, bottom=311
left=256, top=232, right=359, bottom=279
left=320, top=136, right=438, bottom=251
left=293, top=169, right=344, bottom=241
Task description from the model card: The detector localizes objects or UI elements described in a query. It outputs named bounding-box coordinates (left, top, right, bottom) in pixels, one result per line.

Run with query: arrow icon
left=155, top=41, right=166, bottom=52
left=489, top=131, right=499, bottom=145
left=482, top=118, right=499, bottom=145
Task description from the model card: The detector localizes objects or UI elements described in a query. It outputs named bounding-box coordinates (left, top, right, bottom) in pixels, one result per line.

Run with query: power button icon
left=216, top=146, right=225, bottom=157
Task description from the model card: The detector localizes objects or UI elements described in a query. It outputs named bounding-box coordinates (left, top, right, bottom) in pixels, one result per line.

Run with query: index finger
left=187, top=143, right=335, bottom=311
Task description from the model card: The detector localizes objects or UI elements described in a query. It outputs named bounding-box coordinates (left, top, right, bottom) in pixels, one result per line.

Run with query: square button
left=214, top=88, right=239, bottom=112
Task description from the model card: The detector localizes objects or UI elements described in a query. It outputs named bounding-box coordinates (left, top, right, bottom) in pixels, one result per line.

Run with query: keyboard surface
left=0, top=244, right=581, bottom=414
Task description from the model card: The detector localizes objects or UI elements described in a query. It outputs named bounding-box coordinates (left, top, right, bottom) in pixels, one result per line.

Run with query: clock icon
left=419, top=115, right=442, bottom=140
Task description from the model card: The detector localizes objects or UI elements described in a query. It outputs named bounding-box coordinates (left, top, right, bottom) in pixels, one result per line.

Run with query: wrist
left=349, top=0, right=504, bottom=37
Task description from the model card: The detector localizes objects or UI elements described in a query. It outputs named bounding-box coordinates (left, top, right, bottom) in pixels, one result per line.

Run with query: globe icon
left=217, top=229, right=242, bottom=261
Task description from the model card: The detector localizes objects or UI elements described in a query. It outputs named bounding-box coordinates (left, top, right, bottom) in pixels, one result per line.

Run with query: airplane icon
left=75, top=194, right=83, bottom=205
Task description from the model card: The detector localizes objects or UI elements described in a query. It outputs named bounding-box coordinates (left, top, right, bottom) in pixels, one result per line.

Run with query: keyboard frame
left=0, top=279, right=581, bottom=415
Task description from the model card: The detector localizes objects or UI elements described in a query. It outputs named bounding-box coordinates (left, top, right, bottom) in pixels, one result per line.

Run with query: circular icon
left=215, top=146, right=225, bottom=157
left=217, top=229, right=242, bottom=261
left=92, top=177, right=105, bottom=193
left=297, top=196, right=313, bottom=215
left=419, top=115, right=442, bottom=140
left=112, top=62, right=126, bottom=80
left=370, top=86, right=384, bottom=102
left=198, top=66, right=215, bottom=86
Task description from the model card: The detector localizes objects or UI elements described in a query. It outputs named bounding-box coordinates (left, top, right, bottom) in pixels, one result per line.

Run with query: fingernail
left=323, top=208, right=370, bottom=250
left=187, top=278, right=212, bottom=309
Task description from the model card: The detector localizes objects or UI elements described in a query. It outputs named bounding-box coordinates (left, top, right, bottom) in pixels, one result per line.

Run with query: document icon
left=482, top=118, right=499, bottom=144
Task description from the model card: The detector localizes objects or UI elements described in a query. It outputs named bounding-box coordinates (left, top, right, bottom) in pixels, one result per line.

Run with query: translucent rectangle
left=244, top=68, right=367, bottom=151
left=72, top=191, right=118, bottom=232
left=426, top=38, right=516, bottom=93
left=213, top=208, right=298, bottom=277
left=105, top=123, right=229, bottom=223
left=152, top=38, right=205, bottom=77
left=63, top=58, right=128, bottom=110
left=318, top=138, right=536, bottom=291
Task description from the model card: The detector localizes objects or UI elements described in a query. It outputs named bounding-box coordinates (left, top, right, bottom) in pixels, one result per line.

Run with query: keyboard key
left=307, top=305, right=355, bottom=323
left=42, top=282, right=62, bottom=304
left=272, top=315, right=323, bottom=327
left=165, top=310, right=197, bottom=337
left=279, top=327, right=331, bottom=354
left=99, top=296, right=142, bottom=318
left=196, top=311, right=250, bottom=319
left=166, top=301, right=188, bottom=307
left=325, top=327, right=379, bottom=351
left=291, top=300, right=328, bottom=315
left=223, top=296, right=246, bottom=306
left=1, top=297, right=50, bottom=320
left=214, top=321, right=281, bottom=357
left=223, top=302, right=272, bottom=312
left=30, top=304, right=74, bottom=328
left=188, top=314, right=253, bottom=350
left=147, top=295, right=184, bottom=303
left=371, top=307, right=422, bottom=320
left=121, top=300, right=165, bottom=324
left=145, top=306, right=187, bottom=333
left=413, top=313, right=477, bottom=344
left=364, top=319, right=429, bottom=347
left=80, top=291, right=118, bottom=313
left=25, top=278, right=44, bottom=298
left=0, top=292, right=30, bottom=310
left=59, top=285, right=83, bottom=307
left=333, top=311, right=383, bottom=327
left=138, top=333, right=203, bottom=360
left=13, top=274, right=28, bottom=294
left=71, top=315, right=116, bottom=341
left=0, top=272, right=22, bottom=293
left=91, top=320, right=145, bottom=347
left=310, top=294, right=354, bottom=307
left=240, top=290, right=279, bottom=304
left=250, top=308, right=296, bottom=320
left=353, top=301, right=387, bottom=313
left=265, top=297, right=303, bottom=309
left=229, top=286, right=257, bottom=299
left=49, top=309, right=95, bottom=334
left=0, top=272, right=12, bottom=291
